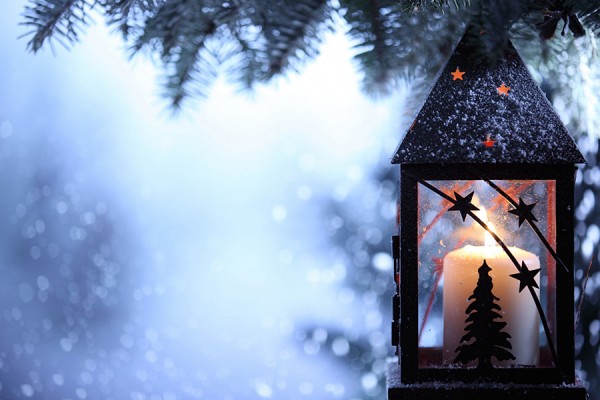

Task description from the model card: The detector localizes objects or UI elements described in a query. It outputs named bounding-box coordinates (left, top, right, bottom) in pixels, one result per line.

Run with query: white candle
left=442, top=245, right=540, bottom=367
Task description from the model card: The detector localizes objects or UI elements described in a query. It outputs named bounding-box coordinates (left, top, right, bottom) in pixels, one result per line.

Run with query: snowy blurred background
left=0, top=1, right=404, bottom=398
left=2, top=1, right=600, bottom=399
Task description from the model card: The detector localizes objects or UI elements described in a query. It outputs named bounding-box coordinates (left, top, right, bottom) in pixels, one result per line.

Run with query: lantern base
left=387, top=362, right=587, bottom=400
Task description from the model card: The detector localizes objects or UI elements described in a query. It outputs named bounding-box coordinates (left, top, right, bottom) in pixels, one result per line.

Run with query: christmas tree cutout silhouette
left=454, top=260, right=515, bottom=369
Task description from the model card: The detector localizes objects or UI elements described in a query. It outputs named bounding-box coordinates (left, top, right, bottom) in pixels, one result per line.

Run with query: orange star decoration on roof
left=497, top=83, right=511, bottom=96
left=451, top=67, right=465, bottom=81
left=483, top=135, right=496, bottom=148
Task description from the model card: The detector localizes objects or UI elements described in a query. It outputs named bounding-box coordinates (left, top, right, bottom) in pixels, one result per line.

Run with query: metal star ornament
left=448, top=191, right=479, bottom=221
left=508, top=197, right=538, bottom=227
left=510, top=262, right=541, bottom=293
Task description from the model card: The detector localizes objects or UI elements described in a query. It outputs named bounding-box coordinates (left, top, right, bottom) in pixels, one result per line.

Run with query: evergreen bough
left=21, top=1, right=600, bottom=110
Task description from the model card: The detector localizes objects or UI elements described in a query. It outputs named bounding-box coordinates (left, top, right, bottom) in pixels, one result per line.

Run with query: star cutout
left=510, top=262, right=540, bottom=293
left=497, top=83, right=511, bottom=96
left=451, top=67, right=465, bottom=81
left=508, top=197, right=538, bottom=227
left=482, top=134, right=496, bottom=148
left=448, top=191, right=479, bottom=221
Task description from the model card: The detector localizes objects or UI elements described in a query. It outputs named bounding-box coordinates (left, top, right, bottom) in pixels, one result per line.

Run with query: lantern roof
left=392, top=33, right=585, bottom=165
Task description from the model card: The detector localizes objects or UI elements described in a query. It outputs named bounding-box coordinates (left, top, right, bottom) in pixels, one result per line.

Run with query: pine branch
left=344, top=0, right=467, bottom=94
left=227, top=30, right=268, bottom=90
left=23, top=0, right=92, bottom=52
left=133, top=0, right=201, bottom=58
left=19, top=0, right=600, bottom=110
left=478, top=0, right=527, bottom=60
left=367, top=0, right=388, bottom=82
left=133, top=0, right=227, bottom=107
left=398, top=0, right=470, bottom=13
left=101, top=0, right=158, bottom=37
left=260, top=0, right=334, bottom=78
left=343, top=0, right=402, bottom=92
left=131, top=1, right=218, bottom=106
left=166, top=35, right=217, bottom=108
left=574, top=0, right=600, bottom=34
left=510, top=2, right=600, bottom=137
left=217, top=1, right=269, bottom=88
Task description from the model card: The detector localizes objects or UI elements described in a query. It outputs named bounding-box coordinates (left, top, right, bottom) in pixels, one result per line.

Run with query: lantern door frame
left=397, top=162, right=576, bottom=385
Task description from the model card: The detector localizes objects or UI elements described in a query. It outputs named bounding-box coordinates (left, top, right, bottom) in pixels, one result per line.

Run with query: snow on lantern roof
left=392, top=33, right=585, bottom=165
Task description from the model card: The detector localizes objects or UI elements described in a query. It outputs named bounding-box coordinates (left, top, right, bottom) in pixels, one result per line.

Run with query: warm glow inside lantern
left=387, top=31, right=588, bottom=399
left=421, top=179, right=553, bottom=369
left=399, top=169, right=572, bottom=384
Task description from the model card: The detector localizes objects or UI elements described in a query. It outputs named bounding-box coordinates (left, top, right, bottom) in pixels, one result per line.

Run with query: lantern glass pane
left=416, top=179, right=556, bottom=369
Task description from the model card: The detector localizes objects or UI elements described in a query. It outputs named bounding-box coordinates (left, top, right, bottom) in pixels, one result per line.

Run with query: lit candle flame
left=484, top=221, right=497, bottom=247
left=473, top=205, right=497, bottom=247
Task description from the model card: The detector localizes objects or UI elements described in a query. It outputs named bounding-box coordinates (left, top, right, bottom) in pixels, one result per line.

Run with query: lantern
left=387, top=32, right=588, bottom=399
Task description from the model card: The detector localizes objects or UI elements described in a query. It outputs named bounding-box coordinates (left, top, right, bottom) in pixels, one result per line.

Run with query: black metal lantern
left=387, top=32, right=588, bottom=399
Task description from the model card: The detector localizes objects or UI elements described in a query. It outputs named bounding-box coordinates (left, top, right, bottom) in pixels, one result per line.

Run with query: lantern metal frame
left=397, top=163, right=575, bottom=384
left=388, top=164, right=588, bottom=399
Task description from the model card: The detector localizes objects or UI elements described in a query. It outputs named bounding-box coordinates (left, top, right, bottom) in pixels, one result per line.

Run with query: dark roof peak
left=392, top=33, right=585, bottom=165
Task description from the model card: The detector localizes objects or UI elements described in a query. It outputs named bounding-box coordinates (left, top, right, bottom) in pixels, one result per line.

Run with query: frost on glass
left=416, top=180, right=556, bottom=369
